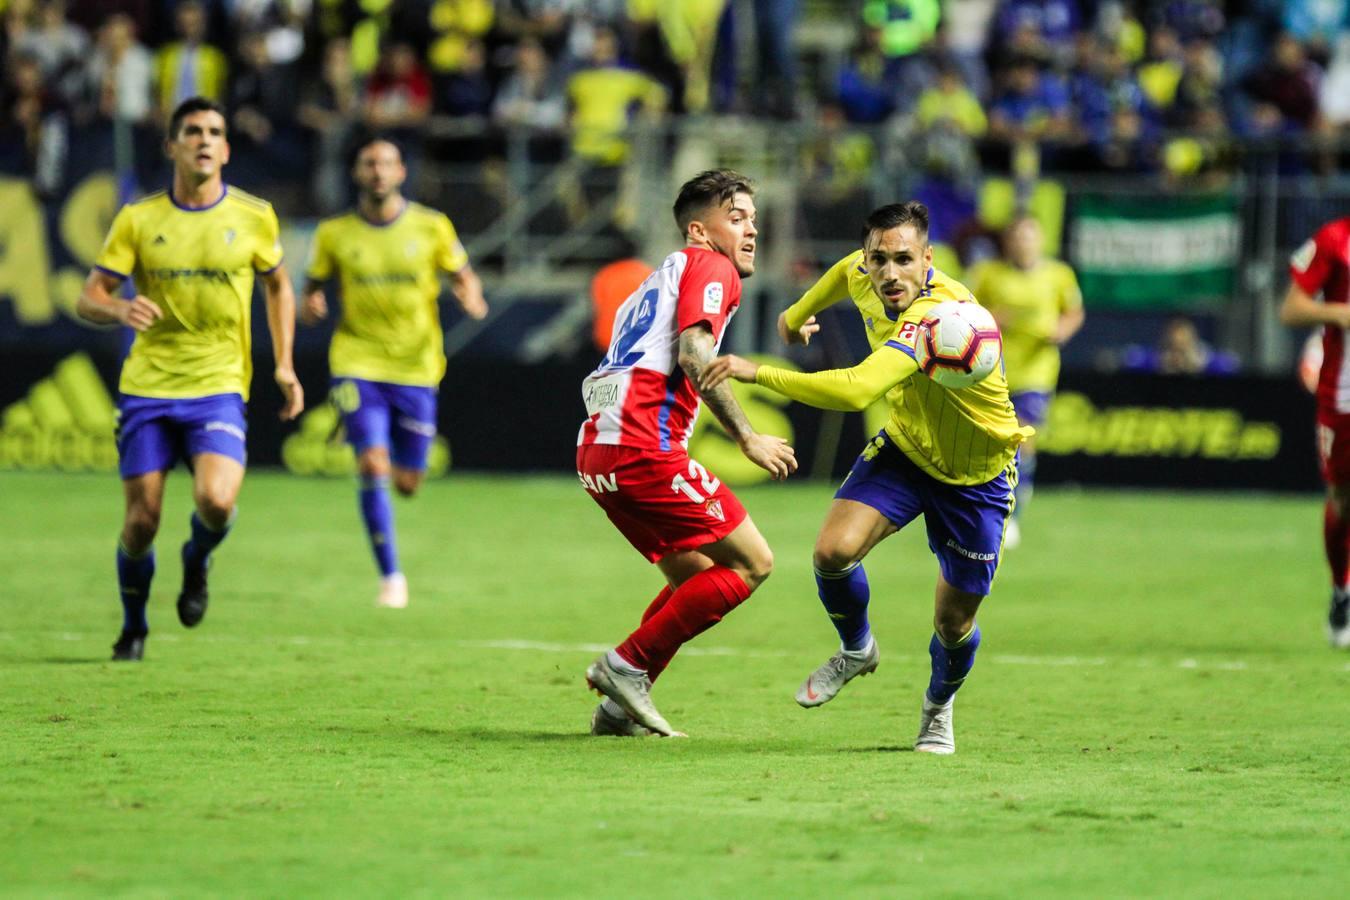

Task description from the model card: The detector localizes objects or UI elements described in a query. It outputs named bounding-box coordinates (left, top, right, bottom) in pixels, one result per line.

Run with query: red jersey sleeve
left=675, top=248, right=741, bottom=334
left=1290, top=222, right=1341, bottom=296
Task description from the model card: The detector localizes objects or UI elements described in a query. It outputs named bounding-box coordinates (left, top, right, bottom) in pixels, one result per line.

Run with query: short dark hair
left=353, top=135, right=405, bottom=164
left=861, top=201, right=930, bottom=246
left=672, top=169, right=755, bottom=234
left=167, top=96, right=227, bottom=139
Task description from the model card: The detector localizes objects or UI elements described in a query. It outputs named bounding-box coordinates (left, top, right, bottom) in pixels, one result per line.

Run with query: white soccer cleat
left=590, top=702, right=655, bottom=737
left=1003, top=518, right=1021, bottom=550
left=585, top=653, right=682, bottom=737
left=914, top=696, right=956, bottom=755
left=377, top=573, right=408, bottom=609
left=795, top=638, right=880, bottom=708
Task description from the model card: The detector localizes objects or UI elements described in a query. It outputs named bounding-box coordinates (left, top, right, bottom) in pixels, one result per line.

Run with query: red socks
left=616, top=566, right=751, bottom=677
left=1325, top=501, right=1350, bottom=589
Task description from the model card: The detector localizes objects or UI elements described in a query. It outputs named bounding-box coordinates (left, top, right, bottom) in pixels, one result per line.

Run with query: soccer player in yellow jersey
left=76, top=97, right=304, bottom=662
left=302, top=138, right=486, bottom=609
left=703, top=202, right=1031, bottom=754
left=967, top=215, right=1083, bottom=548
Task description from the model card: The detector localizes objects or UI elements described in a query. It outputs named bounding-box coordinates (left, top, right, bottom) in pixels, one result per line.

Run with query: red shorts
left=1317, top=409, right=1350, bottom=484
left=576, top=444, right=748, bottom=562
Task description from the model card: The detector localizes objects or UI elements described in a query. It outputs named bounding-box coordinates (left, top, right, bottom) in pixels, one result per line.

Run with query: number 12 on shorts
left=671, top=459, right=720, bottom=503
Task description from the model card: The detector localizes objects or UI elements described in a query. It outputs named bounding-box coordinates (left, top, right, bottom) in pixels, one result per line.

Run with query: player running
left=702, top=202, right=1031, bottom=753
left=302, top=138, right=486, bottom=609
left=576, top=169, right=797, bottom=737
left=967, top=215, right=1083, bottom=548
left=77, top=96, right=304, bottom=661
left=1280, top=215, right=1350, bottom=647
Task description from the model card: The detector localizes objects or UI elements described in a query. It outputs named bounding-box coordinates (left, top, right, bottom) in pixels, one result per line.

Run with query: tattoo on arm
left=679, top=326, right=753, bottom=443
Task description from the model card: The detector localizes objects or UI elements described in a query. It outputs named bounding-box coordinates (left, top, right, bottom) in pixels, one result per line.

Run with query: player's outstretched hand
left=700, top=355, right=759, bottom=392
left=275, top=366, right=304, bottom=421
left=459, top=290, right=488, bottom=321
left=119, top=295, right=162, bottom=332
left=300, top=290, right=328, bottom=325
left=740, top=433, right=797, bottom=481
left=777, top=310, right=820, bottom=346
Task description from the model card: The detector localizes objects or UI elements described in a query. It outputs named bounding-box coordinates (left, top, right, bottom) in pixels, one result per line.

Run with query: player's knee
left=393, top=470, right=422, bottom=497
left=195, top=492, right=234, bottom=529
left=739, top=546, right=774, bottom=590
left=812, top=541, right=860, bottom=572
left=358, top=451, right=391, bottom=480
left=123, top=505, right=161, bottom=548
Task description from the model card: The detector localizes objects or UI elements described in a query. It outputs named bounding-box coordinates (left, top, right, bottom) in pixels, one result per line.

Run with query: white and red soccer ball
left=913, top=300, right=1002, bottom=389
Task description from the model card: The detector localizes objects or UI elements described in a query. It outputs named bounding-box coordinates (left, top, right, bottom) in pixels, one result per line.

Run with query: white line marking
left=2, top=631, right=1281, bottom=670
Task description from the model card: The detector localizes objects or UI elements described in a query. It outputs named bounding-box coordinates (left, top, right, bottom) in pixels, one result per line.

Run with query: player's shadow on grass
left=839, top=745, right=913, bottom=753
left=38, top=656, right=109, bottom=665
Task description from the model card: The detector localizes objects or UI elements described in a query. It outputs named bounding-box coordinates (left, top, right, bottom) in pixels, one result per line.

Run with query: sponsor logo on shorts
left=945, top=539, right=995, bottom=562
left=578, top=471, right=618, bottom=493
left=705, top=498, right=725, bottom=522
left=397, top=416, right=437, bottom=438
left=205, top=421, right=245, bottom=442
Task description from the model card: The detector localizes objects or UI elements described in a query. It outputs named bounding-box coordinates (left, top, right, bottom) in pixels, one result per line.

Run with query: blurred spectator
left=1281, top=0, right=1347, bottom=66
left=753, top=0, right=799, bottom=120
left=363, top=42, right=432, bottom=132
left=1157, top=0, right=1225, bottom=43
left=495, top=0, right=574, bottom=59
left=1135, top=25, right=1183, bottom=113
left=1, top=51, right=69, bottom=192
left=836, top=26, right=896, bottom=124
left=1070, top=38, right=1150, bottom=146
left=627, top=0, right=729, bottom=114
left=425, top=0, right=495, bottom=81
left=492, top=36, right=565, bottom=130
left=1121, top=317, right=1240, bottom=375
left=152, top=0, right=228, bottom=122
left=297, top=36, right=359, bottom=214
left=940, top=0, right=994, bottom=98
left=88, top=13, right=152, bottom=124
left=1170, top=37, right=1222, bottom=125
left=13, top=1, right=88, bottom=108
left=800, top=103, right=875, bottom=201
left=992, top=0, right=1080, bottom=69
left=437, top=38, right=492, bottom=117
left=1090, top=106, right=1158, bottom=173
left=861, top=0, right=939, bottom=60
left=915, top=60, right=986, bottom=138
left=590, top=257, right=653, bottom=352
left=1322, top=34, right=1350, bottom=130
left=988, top=55, right=1072, bottom=144
left=228, top=0, right=306, bottom=66
left=1162, top=103, right=1239, bottom=185
left=1239, top=31, right=1323, bottom=134
left=229, top=29, right=304, bottom=179
left=565, top=25, right=665, bottom=166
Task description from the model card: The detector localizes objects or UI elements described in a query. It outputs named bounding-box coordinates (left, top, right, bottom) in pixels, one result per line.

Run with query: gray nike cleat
left=914, top=696, right=956, bottom=755
left=585, top=653, right=682, bottom=737
left=795, top=639, right=879, bottom=708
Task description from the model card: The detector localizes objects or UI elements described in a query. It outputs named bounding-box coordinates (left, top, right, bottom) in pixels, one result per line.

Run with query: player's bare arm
left=76, top=270, right=162, bottom=331
left=261, top=264, right=305, bottom=420
left=1052, top=306, right=1086, bottom=345
left=1280, top=283, right=1350, bottom=329
left=450, top=263, right=488, bottom=321
left=300, top=278, right=328, bottom=325
left=679, top=325, right=796, bottom=480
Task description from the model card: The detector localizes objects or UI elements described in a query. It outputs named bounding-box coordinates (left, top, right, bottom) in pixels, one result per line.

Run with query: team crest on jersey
left=705, top=498, right=725, bottom=522
left=703, top=282, right=724, bottom=315
left=223, top=228, right=236, bottom=245
left=1291, top=239, right=1316, bottom=272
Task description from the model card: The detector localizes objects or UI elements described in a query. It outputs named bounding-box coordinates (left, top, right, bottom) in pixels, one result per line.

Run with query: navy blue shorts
left=116, top=393, right=248, bottom=479
left=836, top=433, right=1017, bottom=596
left=331, top=377, right=438, bottom=471
left=1010, top=390, right=1053, bottom=428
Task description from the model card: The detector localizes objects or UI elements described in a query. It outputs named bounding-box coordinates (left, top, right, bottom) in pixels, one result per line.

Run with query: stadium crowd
left=1, top=0, right=1347, bottom=209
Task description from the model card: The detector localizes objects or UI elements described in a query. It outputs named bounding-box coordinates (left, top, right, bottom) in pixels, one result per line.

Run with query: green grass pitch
left=2, top=470, right=1348, bottom=896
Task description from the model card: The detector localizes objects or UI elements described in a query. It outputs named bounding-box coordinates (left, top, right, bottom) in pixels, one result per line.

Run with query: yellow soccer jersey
left=967, top=258, right=1081, bottom=393
left=767, top=253, right=1031, bottom=485
left=96, top=186, right=283, bottom=401
left=306, top=203, right=468, bottom=387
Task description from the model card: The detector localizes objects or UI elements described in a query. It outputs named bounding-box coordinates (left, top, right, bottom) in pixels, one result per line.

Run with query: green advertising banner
left=1069, top=194, right=1240, bottom=309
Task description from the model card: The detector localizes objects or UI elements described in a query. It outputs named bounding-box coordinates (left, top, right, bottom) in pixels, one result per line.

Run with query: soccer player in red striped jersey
left=576, top=169, right=797, bottom=737
left=1281, top=216, right=1350, bottom=647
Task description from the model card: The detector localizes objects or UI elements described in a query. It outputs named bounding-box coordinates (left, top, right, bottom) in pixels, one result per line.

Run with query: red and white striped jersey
left=578, top=247, right=742, bottom=450
left=1291, top=218, right=1350, bottom=413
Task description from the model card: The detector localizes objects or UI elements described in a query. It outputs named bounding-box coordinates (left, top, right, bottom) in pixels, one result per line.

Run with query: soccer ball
left=913, top=301, right=1002, bottom=389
